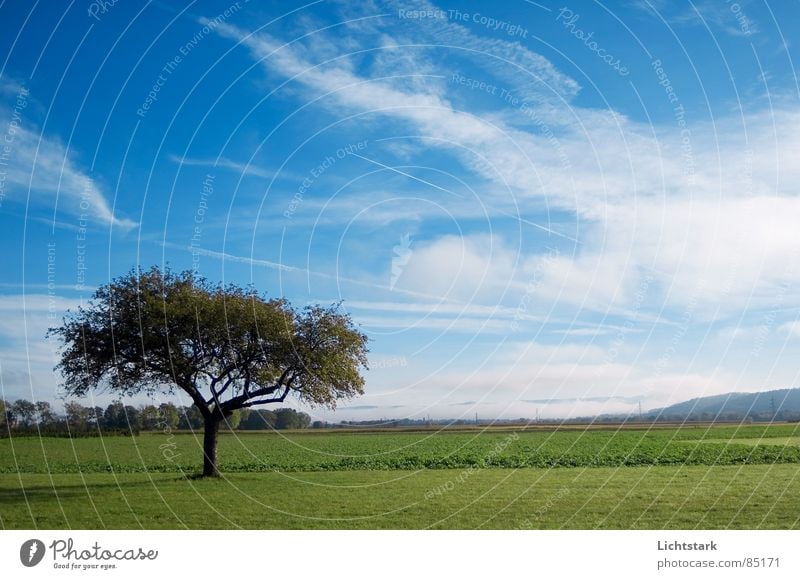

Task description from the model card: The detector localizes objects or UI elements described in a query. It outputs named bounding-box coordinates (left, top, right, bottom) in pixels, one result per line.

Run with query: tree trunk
left=202, top=416, right=221, bottom=477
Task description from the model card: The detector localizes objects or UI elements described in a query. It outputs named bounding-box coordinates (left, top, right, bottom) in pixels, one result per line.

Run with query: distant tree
left=49, top=266, right=368, bottom=476
left=34, top=401, right=57, bottom=426
left=260, top=410, right=278, bottom=428
left=140, top=405, right=161, bottom=430
left=239, top=409, right=277, bottom=430
left=158, top=403, right=180, bottom=430
left=0, top=400, right=8, bottom=428
left=124, top=405, right=141, bottom=431
left=12, top=399, right=36, bottom=427
left=140, top=403, right=181, bottom=431
left=274, top=408, right=311, bottom=429
left=275, top=408, right=296, bottom=430
left=312, top=420, right=326, bottom=429
left=223, top=409, right=241, bottom=430
left=64, top=401, right=90, bottom=429
left=103, top=401, right=127, bottom=429
left=177, top=405, right=204, bottom=430
left=87, top=406, right=104, bottom=429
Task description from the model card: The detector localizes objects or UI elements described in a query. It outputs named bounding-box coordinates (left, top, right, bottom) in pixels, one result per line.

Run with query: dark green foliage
left=237, top=408, right=311, bottom=430
left=274, top=408, right=311, bottom=430
left=239, top=409, right=276, bottom=430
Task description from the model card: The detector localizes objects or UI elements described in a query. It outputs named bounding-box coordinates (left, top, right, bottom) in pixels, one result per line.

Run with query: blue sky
left=2, top=0, right=800, bottom=421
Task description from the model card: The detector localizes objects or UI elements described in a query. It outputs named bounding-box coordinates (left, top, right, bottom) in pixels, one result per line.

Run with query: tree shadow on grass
left=0, top=475, right=198, bottom=505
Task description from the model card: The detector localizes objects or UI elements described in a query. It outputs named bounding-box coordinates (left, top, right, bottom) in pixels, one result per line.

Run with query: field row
left=2, top=424, right=799, bottom=473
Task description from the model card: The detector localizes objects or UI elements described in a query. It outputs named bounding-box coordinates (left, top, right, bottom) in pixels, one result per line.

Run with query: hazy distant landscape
left=4, top=388, right=800, bottom=529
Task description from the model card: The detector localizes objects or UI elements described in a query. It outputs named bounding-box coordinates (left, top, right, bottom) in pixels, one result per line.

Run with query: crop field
left=3, top=423, right=800, bottom=473
left=2, top=423, right=800, bottom=529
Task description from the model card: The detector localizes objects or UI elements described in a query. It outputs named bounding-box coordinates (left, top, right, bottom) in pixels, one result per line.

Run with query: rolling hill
left=649, top=388, right=800, bottom=421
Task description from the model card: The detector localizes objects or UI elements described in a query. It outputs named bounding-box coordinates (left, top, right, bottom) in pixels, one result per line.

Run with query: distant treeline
left=0, top=399, right=314, bottom=437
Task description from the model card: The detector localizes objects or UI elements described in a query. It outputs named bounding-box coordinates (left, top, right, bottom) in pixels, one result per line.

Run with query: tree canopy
left=48, top=266, right=369, bottom=475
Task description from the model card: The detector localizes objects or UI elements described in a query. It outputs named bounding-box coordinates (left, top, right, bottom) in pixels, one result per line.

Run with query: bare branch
left=239, top=384, right=291, bottom=408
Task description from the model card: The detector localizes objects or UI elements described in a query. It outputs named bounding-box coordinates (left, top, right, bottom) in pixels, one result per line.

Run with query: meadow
left=2, top=423, right=800, bottom=529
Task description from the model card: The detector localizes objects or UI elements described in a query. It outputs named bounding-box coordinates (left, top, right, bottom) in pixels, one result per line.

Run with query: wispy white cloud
left=0, top=90, right=136, bottom=231
left=168, top=154, right=298, bottom=180
left=778, top=321, right=800, bottom=337
left=553, top=326, right=634, bottom=337
left=670, top=0, right=759, bottom=37
left=356, top=314, right=513, bottom=334
left=209, top=14, right=800, bottom=320
left=346, top=299, right=537, bottom=319
left=377, top=0, right=580, bottom=103
left=633, top=0, right=759, bottom=37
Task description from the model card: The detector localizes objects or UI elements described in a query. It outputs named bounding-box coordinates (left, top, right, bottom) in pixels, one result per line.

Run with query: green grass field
left=2, top=423, right=800, bottom=529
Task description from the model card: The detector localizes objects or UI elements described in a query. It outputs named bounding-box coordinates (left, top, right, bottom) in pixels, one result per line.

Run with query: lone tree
left=48, top=266, right=369, bottom=476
